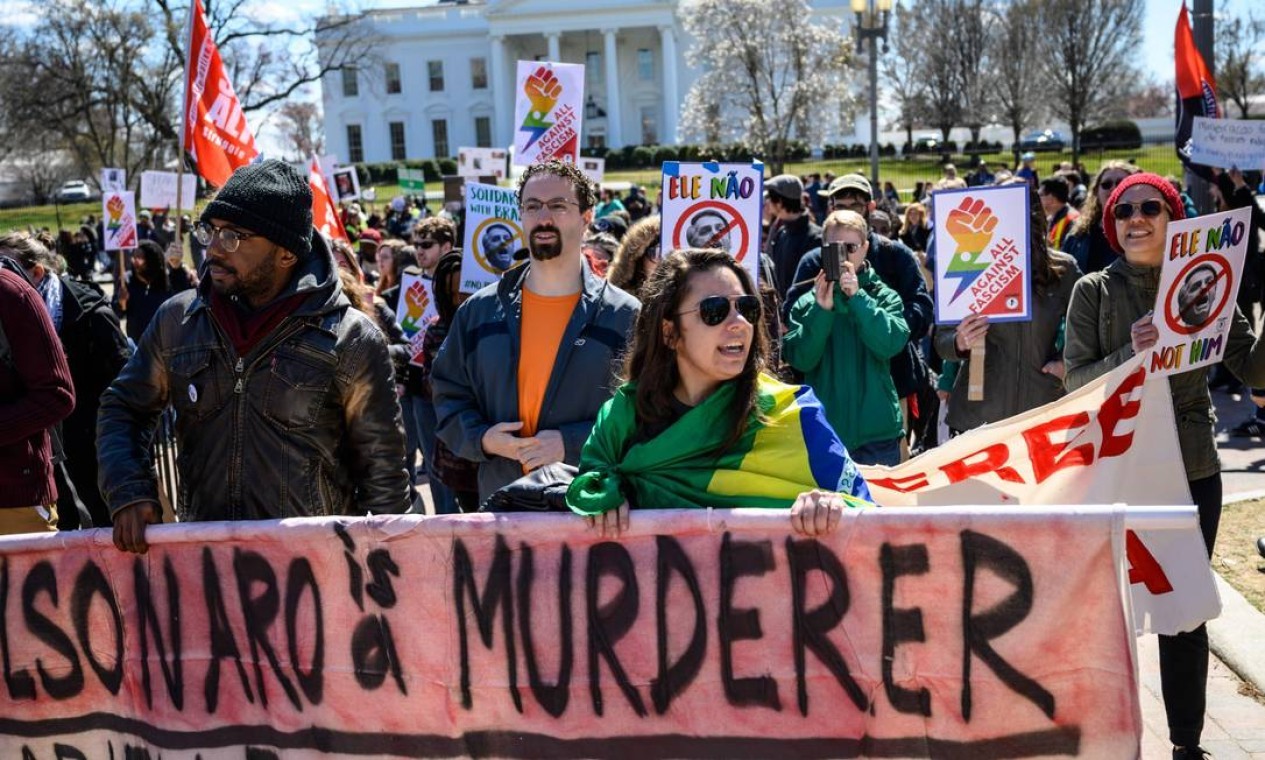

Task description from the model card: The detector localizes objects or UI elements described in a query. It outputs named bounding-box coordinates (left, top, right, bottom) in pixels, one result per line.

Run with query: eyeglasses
left=1099, top=176, right=1126, bottom=192
left=836, top=242, right=862, bottom=255
left=521, top=198, right=581, bottom=216
left=416, top=240, right=439, bottom=250
left=679, top=294, right=761, bottom=327
left=193, top=222, right=257, bottom=252
left=1111, top=199, right=1166, bottom=220
left=830, top=194, right=866, bottom=209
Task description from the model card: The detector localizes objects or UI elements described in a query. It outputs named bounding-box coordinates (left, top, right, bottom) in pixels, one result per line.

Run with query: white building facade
left=318, top=0, right=849, bottom=164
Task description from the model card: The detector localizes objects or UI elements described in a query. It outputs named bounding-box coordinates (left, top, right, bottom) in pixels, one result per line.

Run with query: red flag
left=1174, top=2, right=1219, bottom=176
left=310, top=159, right=350, bottom=244
left=182, top=0, right=259, bottom=187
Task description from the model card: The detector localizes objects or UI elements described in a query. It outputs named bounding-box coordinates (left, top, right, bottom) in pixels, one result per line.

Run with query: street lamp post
left=851, top=0, right=891, bottom=191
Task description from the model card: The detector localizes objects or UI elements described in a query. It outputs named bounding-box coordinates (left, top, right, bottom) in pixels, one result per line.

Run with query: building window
left=431, top=119, right=449, bottom=157
left=585, top=51, right=601, bottom=89
left=587, top=133, right=606, bottom=151
left=385, top=63, right=401, bottom=94
left=640, top=106, right=658, bottom=145
left=347, top=124, right=363, bottom=163
left=389, top=121, right=407, bottom=161
left=474, top=116, right=492, bottom=148
left=428, top=60, right=444, bottom=92
left=342, top=67, right=358, bottom=97
left=637, top=49, right=654, bottom=82
left=471, top=58, right=488, bottom=90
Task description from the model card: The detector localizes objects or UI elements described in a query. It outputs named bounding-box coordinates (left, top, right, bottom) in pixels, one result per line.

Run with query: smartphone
left=822, top=242, right=843, bottom=282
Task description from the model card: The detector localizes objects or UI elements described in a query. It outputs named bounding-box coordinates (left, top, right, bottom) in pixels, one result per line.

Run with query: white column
left=489, top=34, right=508, bottom=146
left=659, top=25, right=679, bottom=145
left=602, top=28, right=623, bottom=148
left=546, top=32, right=561, bottom=62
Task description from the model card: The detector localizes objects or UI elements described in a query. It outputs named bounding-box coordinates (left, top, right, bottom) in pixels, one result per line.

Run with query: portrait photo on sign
left=1175, top=262, right=1223, bottom=330
left=331, top=166, right=361, bottom=202
left=685, top=209, right=735, bottom=254
left=479, top=222, right=518, bottom=272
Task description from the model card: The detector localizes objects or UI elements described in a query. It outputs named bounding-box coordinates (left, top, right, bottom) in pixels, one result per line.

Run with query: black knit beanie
left=201, top=159, right=313, bottom=259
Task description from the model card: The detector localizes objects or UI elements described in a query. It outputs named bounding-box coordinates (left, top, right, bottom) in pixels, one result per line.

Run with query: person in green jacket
left=783, top=210, right=909, bottom=465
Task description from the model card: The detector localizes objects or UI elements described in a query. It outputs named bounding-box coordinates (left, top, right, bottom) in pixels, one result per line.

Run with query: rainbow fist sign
left=932, top=184, right=1032, bottom=324
left=513, top=60, right=583, bottom=165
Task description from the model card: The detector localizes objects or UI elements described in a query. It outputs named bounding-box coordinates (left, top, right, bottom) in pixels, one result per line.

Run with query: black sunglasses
left=1099, top=176, right=1125, bottom=192
left=1111, top=199, right=1166, bottom=220
left=416, top=240, right=439, bottom=249
left=679, top=294, right=761, bottom=326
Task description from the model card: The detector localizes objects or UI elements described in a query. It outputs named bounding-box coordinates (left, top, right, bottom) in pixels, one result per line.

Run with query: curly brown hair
left=412, top=216, right=456, bottom=246
left=515, top=159, right=598, bottom=212
left=623, top=248, right=768, bottom=454
left=608, top=215, right=660, bottom=299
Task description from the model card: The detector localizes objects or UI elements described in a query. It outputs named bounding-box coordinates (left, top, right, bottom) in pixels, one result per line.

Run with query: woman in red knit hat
left=1064, top=171, right=1265, bottom=760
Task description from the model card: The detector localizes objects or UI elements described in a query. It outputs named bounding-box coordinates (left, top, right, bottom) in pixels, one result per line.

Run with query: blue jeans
left=849, top=436, right=902, bottom=467
left=410, top=393, right=458, bottom=514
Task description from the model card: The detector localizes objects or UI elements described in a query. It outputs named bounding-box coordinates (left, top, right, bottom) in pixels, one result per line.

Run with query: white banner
left=457, top=147, right=508, bottom=179
left=1190, top=116, right=1265, bottom=169
left=932, top=184, right=1032, bottom=324
left=579, top=156, right=605, bottom=183
left=395, top=270, right=438, bottom=368
left=659, top=161, right=764, bottom=284
left=101, top=191, right=138, bottom=251
left=859, top=355, right=1219, bottom=635
left=460, top=182, right=523, bottom=293
left=1149, top=207, right=1253, bottom=377
left=512, top=61, right=583, bottom=165
left=100, top=168, right=125, bottom=193
left=139, top=171, right=198, bottom=211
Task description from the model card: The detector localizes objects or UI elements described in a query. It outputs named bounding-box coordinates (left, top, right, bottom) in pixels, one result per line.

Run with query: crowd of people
left=2, top=152, right=1265, bottom=758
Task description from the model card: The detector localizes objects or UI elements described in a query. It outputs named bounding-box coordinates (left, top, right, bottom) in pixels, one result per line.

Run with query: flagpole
left=174, top=0, right=197, bottom=264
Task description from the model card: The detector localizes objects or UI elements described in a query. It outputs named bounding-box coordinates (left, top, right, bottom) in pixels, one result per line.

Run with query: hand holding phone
left=821, top=242, right=843, bottom=282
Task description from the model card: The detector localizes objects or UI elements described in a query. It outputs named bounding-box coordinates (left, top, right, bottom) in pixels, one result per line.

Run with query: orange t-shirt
left=517, top=288, right=581, bottom=438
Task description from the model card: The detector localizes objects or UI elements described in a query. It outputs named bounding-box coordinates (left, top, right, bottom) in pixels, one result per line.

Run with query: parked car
left=1018, top=130, right=1066, bottom=152
left=55, top=180, right=93, bottom=203
left=912, top=135, right=941, bottom=153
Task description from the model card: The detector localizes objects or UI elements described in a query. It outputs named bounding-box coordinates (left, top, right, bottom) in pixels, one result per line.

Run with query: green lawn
left=1, top=145, right=1186, bottom=234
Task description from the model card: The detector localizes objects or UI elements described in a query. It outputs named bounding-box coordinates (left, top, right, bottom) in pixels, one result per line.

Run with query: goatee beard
left=529, top=228, right=563, bottom=261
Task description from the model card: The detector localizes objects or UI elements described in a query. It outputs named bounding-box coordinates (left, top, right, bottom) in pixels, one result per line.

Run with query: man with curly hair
left=433, top=160, right=640, bottom=501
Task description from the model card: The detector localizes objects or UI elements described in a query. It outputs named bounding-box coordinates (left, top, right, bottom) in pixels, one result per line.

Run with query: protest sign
left=0, top=508, right=1142, bottom=757
left=932, top=184, right=1032, bottom=324
left=398, top=167, right=426, bottom=193
left=579, top=156, right=605, bottom=183
left=182, top=0, right=259, bottom=187
left=139, top=171, right=198, bottom=211
left=460, top=181, right=523, bottom=293
left=660, top=161, right=764, bottom=283
left=100, top=168, right=126, bottom=193
left=458, top=147, right=509, bottom=179
left=101, top=191, right=138, bottom=251
left=860, top=354, right=1219, bottom=635
left=1189, top=116, right=1265, bottom=170
left=396, top=269, right=438, bottom=367
left=1147, top=206, right=1254, bottom=378
left=513, top=61, right=583, bottom=165
left=331, top=166, right=361, bottom=203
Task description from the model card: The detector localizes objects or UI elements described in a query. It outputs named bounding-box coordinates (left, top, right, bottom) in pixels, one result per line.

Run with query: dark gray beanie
left=201, top=159, right=313, bottom=259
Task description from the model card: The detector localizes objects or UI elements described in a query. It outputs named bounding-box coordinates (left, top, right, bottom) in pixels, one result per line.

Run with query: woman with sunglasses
left=783, top=210, right=909, bottom=466
left=1064, top=172, right=1265, bottom=760
left=1062, top=160, right=1139, bottom=274
left=567, top=248, right=871, bottom=537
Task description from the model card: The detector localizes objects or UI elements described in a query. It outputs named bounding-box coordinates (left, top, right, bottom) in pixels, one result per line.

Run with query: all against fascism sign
left=932, top=184, right=1032, bottom=325
left=0, top=509, right=1140, bottom=757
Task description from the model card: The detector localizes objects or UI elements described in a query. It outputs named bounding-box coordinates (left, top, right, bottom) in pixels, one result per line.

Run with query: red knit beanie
left=1101, top=172, right=1186, bottom=253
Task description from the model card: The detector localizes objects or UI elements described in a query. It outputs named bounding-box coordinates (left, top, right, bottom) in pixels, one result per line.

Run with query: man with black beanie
left=99, top=159, right=412, bottom=553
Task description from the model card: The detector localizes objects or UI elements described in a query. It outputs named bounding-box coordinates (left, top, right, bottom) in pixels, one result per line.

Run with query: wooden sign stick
left=968, top=336, right=986, bottom=401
